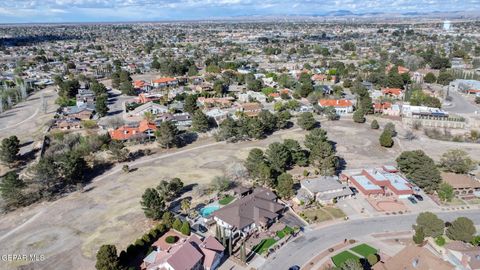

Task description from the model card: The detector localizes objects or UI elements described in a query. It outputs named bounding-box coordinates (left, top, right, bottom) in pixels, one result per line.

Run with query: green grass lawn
left=276, top=226, right=294, bottom=239
left=324, top=207, right=347, bottom=219
left=252, top=238, right=277, bottom=254
left=218, top=195, right=235, bottom=205
left=331, top=251, right=360, bottom=267
left=350, top=244, right=378, bottom=257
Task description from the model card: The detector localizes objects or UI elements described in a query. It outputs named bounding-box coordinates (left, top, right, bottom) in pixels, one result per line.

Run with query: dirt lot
left=0, top=118, right=479, bottom=270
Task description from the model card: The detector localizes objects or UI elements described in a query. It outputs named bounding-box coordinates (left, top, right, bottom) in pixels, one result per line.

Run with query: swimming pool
left=200, top=205, right=220, bottom=218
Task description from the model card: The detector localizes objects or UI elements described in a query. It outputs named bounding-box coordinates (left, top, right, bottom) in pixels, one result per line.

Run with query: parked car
left=289, top=266, right=300, bottom=270
left=413, top=194, right=423, bottom=201
left=350, top=187, right=359, bottom=194
left=408, top=196, right=417, bottom=204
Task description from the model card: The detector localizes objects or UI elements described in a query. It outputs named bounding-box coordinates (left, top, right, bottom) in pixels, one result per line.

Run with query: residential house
left=441, top=172, right=480, bottom=199
left=213, top=187, right=285, bottom=239
left=142, top=229, right=224, bottom=270
left=401, top=105, right=449, bottom=118
left=373, top=245, right=454, bottom=270
left=341, top=166, right=414, bottom=198
left=382, top=88, right=403, bottom=99
left=443, top=241, right=480, bottom=270
left=54, top=118, right=82, bottom=131
left=318, top=99, right=354, bottom=115
left=76, top=89, right=96, bottom=106
left=373, top=102, right=392, bottom=114
left=238, top=91, right=267, bottom=103
left=311, top=74, right=336, bottom=84
left=63, top=104, right=95, bottom=120
left=197, top=97, right=233, bottom=108
left=172, top=113, right=192, bottom=128
left=152, top=77, right=178, bottom=88
left=238, top=102, right=263, bottom=117
left=109, top=120, right=156, bottom=141
left=386, top=64, right=410, bottom=75
left=295, top=176, right=353, bottom=205
left=133, top=80, right=152, bottom=92
left=126, top=101, right=169, bottom=119
left=205, top=108, right=229, bottom=124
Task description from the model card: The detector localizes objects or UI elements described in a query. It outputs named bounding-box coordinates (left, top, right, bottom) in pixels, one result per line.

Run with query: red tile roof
left=109, top=120, right=156, bottom=141
left=318, top=99, right=353, bottom=107
left=382, top=88, right=403, bottom=96
left=153, top=77, right=177, bottom=84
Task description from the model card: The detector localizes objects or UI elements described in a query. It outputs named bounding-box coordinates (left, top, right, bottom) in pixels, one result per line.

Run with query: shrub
left=379, top=129, right=394, bottom=148
left=180, top=221, right=191, bottom=236
left=353, top=110, right=366, bottom=123
left=367, top=254, right=378, bottom=266
left=370, top=120, right=379, bottom=129
left=165, top=235, right=178, bottom=244
left=435, top=236, right=446, bottom=246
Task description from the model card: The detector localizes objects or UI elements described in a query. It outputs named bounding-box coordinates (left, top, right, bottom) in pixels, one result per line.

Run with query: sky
left=0, top=0, right=479, bottom=23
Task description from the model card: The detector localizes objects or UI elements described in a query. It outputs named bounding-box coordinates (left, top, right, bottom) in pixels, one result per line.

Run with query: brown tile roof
left=441, top=172, right=480, bottom=189
left=372, top=245, right=454, bottom=270
left=445, top=241, right=480, bottom=269
left=166, top=241, right=203, bottom=270
left=213, top=188, right=284, bottom=230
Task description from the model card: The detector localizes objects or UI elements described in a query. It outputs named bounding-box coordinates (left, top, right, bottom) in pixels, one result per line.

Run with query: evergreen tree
left=0, top=171, right=26, bottom=208
left=180, top=221, right=191, bottom=236
left=309, top=141, right=338, bottom=176
left=140, top=188, right=165, bottom=220
left=304, top=128, right=328, bottom=151
left=95, top=244, right=120, bottom=270
left=416, top=212, right=445, bottom=237
left=276, top=173, right=294, bottom=199
left=353, top=109, right=366, bottom=123
left=396, top=150, right=442, bottom=193
left=95, top=94, right=109, bottom=117
left=0, top=135, right=20, bottom=165
left=297, top=112, right=317, bottom=130
left=173, top=218, right=182, bottom=231
left=155, top=121, right=179, bottom=149
left=379, top=129, right=394, bottom=148
left=413, top=226, right=425, bottom=245
left=191, top=110, right=210, bottom=133
left=446, top=217, right=476, bottom=242
left=184, top=94, right=198, bottom=114
left=266, top=142, right=291, bottom=173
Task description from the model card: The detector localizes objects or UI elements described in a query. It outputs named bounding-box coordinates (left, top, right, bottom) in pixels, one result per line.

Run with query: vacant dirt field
left=0, top=118, right=479, bottom=270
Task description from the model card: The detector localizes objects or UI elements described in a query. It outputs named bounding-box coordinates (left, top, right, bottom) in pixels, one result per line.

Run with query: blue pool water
left=200, top=205, right=220, bottom=217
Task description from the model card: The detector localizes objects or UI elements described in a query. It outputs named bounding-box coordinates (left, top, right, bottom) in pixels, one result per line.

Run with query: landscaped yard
left=252, top=238, right=277, bottom=254
left=300, top=206, right=346, bottom=223
left=276, top=225, right=294, bottom=239
left=331, top=251, right=360, bottom=267
left=350, top=244, right=378, bottom=257
left=444, top=197, right=466, bottom=206
left=324, top=207, right=347, bottom=219
left=218, top=195, right=235, bottom=205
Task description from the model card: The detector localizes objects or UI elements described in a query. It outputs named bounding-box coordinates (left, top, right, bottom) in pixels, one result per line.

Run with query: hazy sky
left=0, top=0, right=478, bottom=23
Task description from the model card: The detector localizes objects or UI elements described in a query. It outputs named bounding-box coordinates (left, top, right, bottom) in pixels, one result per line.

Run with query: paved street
left=261, top=209, right=480, bottom=270
left=444, top=88, right=480, bottom=114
